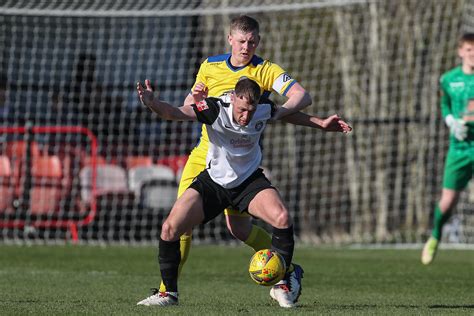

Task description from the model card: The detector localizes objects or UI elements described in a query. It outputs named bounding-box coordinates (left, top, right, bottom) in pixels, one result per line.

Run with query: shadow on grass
left=429, top=305, right=474, bottom=309
left=305, top=303, right=474, bottom=310
left=305, top=303, right=420, bottom=309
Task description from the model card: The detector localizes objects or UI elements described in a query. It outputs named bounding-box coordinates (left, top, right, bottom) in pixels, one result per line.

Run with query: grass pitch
left=0, top=244, right=472, bottom=315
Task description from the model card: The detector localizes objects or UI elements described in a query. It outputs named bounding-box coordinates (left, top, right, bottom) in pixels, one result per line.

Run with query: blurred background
left=0, top=0, right=473, bottom=245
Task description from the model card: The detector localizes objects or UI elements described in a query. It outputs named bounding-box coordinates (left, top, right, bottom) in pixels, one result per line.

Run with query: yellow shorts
left=179, top=145, right=249, bottom=217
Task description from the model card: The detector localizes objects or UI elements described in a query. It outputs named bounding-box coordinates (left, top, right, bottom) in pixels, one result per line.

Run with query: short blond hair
left=229, top=15, right=259, bottom=35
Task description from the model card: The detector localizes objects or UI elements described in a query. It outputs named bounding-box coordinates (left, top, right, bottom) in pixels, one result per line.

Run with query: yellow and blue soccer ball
left=248, top=249, right=286, bottom=286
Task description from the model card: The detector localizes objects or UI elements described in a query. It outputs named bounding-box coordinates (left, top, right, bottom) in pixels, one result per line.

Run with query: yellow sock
left=178, top=234, right=192, bottom=275
left=244, top=224, right=272, bottom=252
left=159, top=234, right=192, bottom=292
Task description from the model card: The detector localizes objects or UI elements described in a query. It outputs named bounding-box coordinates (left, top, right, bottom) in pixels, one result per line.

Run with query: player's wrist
left=445, top=114, right=455, bottom=127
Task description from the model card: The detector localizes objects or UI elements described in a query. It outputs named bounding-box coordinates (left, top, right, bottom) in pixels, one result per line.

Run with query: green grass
left=0, top=245, right=472, bottom=315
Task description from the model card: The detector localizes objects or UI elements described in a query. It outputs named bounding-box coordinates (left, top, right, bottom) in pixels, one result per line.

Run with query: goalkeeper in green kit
left=422, top=33, right=474, bottom=265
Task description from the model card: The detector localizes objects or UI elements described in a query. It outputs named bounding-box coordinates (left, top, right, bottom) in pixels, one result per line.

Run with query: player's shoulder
left=260, top=102, right=277, bottom=118
left=251, top=55, right=282, bottom=69
left=192, top=97, right=226, bottom=125
left=205, top=53, right=231, bottom=64
left=440, top=66, right=462, bottom=82
left=259, top=97, right=276, bottom=112
left=205, top=97, right=230, bottom=108
left=248, top=103, right=274, bottom=124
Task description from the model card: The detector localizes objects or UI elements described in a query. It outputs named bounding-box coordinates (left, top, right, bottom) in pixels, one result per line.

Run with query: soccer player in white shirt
left=136, top=77, right=351, bottom=308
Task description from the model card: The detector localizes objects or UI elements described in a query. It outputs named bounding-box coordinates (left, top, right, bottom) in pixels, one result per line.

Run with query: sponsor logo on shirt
left=230, top=135, right=253, bottom=148
left=196, top=100, right=209, bottom=112
left=449, top=82, right=465, bottom=89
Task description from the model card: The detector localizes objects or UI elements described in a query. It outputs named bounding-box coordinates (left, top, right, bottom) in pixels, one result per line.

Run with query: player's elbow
left=287, top=90, right=312, bottom=112
left=300, top=91, right=312, bottom=109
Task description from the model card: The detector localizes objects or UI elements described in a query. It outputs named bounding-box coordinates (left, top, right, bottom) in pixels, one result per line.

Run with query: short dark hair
left=234, top=78, right=261, bottom=105
left=459, top=33, right=474, bottom=47
left=230, top=15, right=259, bottom=35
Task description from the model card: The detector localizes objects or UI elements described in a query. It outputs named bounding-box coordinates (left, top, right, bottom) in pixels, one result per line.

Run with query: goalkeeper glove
left=445, top=114, right=467, bottom=141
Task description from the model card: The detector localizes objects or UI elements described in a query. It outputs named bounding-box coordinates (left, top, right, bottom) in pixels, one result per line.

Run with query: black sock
left=271, top=226, right=294, bottom=271
left=158, top=238, right=180, bottom=292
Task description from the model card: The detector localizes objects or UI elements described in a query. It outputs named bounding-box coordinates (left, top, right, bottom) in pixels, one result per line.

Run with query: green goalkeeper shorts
left=443, top=146, right=474, bottom=191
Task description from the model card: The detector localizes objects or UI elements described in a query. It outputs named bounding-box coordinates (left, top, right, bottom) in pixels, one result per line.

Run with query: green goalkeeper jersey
left=440, top=66, right=474, bottom=145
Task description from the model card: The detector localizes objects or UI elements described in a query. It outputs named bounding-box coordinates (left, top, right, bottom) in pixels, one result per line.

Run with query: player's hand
left=137, top=79, right=155, bottom=107
left=445, top=114, right=467, bottom=141
left=192, top=82, right=208, bottom=103
left=321, top=114, right=353, bottom=133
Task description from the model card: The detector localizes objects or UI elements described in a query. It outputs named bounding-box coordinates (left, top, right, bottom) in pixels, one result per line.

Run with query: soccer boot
left=137, top=288, right=178, bottom=306
left=270, top=263, right=304, bottom=308
left=421, top=237, right=439, bottom=265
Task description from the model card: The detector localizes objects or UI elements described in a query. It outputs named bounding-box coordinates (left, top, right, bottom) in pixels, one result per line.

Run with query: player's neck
left=461, top=63, right=474, bottom=74
left=229, top=55, right=251, bottom=68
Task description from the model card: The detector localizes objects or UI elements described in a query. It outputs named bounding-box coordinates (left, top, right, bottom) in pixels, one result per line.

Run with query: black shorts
left=188, top=168, right=275, bottom=223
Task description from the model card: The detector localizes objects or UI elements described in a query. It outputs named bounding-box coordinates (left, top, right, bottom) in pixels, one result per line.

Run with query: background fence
left=0, top=0, right=473, bottom=244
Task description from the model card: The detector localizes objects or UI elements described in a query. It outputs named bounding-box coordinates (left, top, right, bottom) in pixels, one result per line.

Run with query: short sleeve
left=191, top=97, right=221, bottom=125
left=260, top=61, right=297, bottom=96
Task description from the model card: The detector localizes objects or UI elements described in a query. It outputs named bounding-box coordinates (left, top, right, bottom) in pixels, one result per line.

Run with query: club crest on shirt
left=196, top=100, right=209, bottom=112
left=255, top=121, right=264, bottom=131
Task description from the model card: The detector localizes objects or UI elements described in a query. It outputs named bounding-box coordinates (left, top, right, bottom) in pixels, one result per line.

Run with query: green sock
left=431, top=205, right=451, bottom=240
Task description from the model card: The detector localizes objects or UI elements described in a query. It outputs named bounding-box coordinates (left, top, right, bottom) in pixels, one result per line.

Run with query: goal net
left=1, top=0, right=473, bottom=245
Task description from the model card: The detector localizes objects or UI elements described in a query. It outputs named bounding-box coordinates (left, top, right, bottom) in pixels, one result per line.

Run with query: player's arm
left=280, top=111, right=352, bottom=133
left=183, top=93, right=195, bottom=107
left=439, top=78, right=467, bottom=140
left=272, top=83, right=312, bottom=120
left=264, top=93, right=351, bottom=133
left=440, top=79, right=452, bottom=119
left=137, top=79, right=196, bottom=121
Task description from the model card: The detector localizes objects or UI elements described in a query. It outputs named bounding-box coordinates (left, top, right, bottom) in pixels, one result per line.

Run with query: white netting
left=0, top=0, right=473, bottom=244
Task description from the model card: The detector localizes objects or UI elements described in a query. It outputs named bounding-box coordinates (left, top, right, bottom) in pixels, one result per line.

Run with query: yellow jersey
left=192, top=53, right=297, bottom=151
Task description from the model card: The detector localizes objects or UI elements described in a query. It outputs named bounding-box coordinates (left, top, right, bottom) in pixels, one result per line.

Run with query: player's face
left=231, top=94, right=257, bottom=126
left=458, top=41, right=474, bottom=70
left=228, top=30, right=260, bottom=67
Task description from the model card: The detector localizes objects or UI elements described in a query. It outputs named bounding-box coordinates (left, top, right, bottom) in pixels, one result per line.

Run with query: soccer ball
left=248, top=249, right=286, bottom=286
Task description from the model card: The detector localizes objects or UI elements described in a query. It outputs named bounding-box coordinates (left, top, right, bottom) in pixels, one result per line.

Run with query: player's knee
left=161, top=220, right=179, bottom=241
left=271, top=207, right=291, bottom=229
left=439, top=190, right=461, bottom=212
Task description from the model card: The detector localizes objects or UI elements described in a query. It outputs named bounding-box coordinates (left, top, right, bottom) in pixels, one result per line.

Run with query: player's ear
left=227, top=33, right=233, bottom=45
left=457, top=42, right=468, bottom=59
